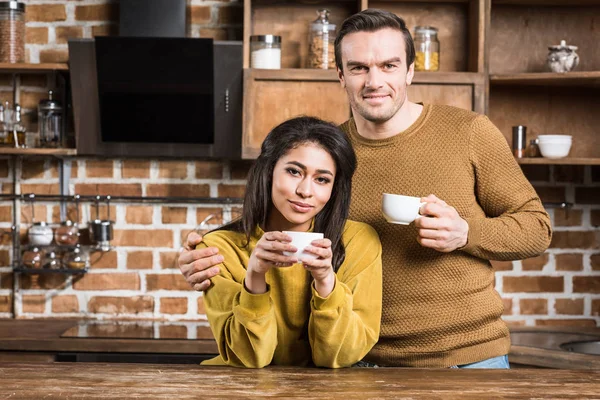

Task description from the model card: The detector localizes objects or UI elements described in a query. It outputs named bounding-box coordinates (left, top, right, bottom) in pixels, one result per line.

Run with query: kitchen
left=0, top=0, right=599, bottom=397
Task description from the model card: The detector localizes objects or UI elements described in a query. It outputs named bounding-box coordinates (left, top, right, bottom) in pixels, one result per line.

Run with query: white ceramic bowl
left=538, top=135, right=572, bottom=142
left=538, top=140, right=572, bottom=159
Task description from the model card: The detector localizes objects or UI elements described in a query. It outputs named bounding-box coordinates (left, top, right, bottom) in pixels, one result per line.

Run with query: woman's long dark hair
left=224, top=116, right=357, bottom=272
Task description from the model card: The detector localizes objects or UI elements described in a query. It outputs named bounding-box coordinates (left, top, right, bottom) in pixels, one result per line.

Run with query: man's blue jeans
left=453, top=355, right=510, bottom=369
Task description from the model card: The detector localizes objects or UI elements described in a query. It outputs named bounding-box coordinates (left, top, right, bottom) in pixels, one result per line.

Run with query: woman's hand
left=246, top=232, right=298, bottom=294
left=301, top=238, right=335, bottom=297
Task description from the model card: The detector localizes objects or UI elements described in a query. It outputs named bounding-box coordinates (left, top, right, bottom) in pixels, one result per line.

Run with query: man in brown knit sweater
left=178, top=9, right=552, bottom=368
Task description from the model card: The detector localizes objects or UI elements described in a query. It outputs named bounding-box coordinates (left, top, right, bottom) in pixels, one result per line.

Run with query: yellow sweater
left=198, top=220, right=382, bottom=368
left=340, top=104, right=552, bottom=367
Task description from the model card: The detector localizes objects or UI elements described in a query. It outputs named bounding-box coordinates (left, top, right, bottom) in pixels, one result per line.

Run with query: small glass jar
left=0, top=1, right=25, bottom=63
left=22, top=247, right=43, bottom=269
left=42, top=251, right=61, bottom=270
left=414, top=26, right=440, bottom=72
left=308, top=9, right=336, bottom=69
left=250, top=35, right=281, bottom=69
left=28, top=221, right=54, bottom=246
left=38, top=90, right=63, bottom=148
left=64, top=245, right=88, bottom=270
left=527, top=138, right=540, bottom=158
left=55, top=220, right=79, bottom=246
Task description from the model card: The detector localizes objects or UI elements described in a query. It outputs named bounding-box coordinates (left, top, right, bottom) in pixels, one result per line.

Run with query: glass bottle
left=6, top=103, right=26, bottom=147
left=308, top=9, right=336, bottom=69
left=0, top=1, right=25, bottom=63
left=414, top=26, right=440, bottom=72
left=0, top=102, right=6, bottom=145
left=3, top=100, right=13, bottom=146
left=250, top=35, right=281, bottom=69
left=22, top=247, right=43, bottom=269
left=42, top=250, right=61, bottom=270
left=55, top=220, right=79, bottom=246
left=64, top=245, right=88, bottom=270
left=38, top=90, right=63, bottom=148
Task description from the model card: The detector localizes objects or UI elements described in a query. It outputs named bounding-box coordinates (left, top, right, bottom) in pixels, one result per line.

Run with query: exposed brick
left=51, top=204, right=82, bottom=224
left=26, top=27, right=48, bottom=44
left=554, top=166, right=585, bottom=184
left=197, top=296, right=206, bottom=315
left=504, top=320, right=527, bottom=327
left=88, top=296, right=153, bottom=314
left=231, top=207, right=243, bottom=220
left=195, top=161, right=223, bottom=179
left=197, top=325, right=213, bottom=339
left=575, top=187, right=600, bottom=204
left=26, top=5, right=66, bottom=22
left=22, top=295, right=45, bottom=313
left=521, top=253, right=548, bottom=271
left=230, top=161, right=253, bottom=180
left=0, top=160, right=9, bottom=178
left=160, top=325, right=188, bottom=339
left=593, top=299, right=600, bottom=317
left=555, top=253, right=583, bottom=271
left=126, top=251, right=153, bottom=270
left=55, top=26, right=84, bottom=44
left=0, top=295, right=11, bottom=313
left=550, top=231, right=600, bottom=249
left=188, top=6, right=212, bottom=24
left=196, top=208, right=223, bottom=226
left=158, top=161, right=188, bottom=179
left=39, top=49, right=69, bottom=63
left=21, top=74, right=47, bottom=87
left=90, top=205, right=117, bottom=221
left=75, top=4, right=119, bottom=21
left=122, top=160, right=150, bottom=178
left=0, top=272, right=13, bottom=289
left=535, top=319, right=597, bottom=327
left=592, top=210, right=600, bottom=227
left=75, top=183, right=142, bottom=197
left=503, top=276, right=563, bottom=293
left=20, top=184, right=59, bottom=196
left=113, top=229, right=173, bottom=247
left=554, top=209, right=582, bottom=227
left=146, top=274, right=191, bottom=291
left=162, top=207, right=187, bottom=224
left=218, top=184, right=245, bottom=198
left=52, top=295, right=79, bottom=313
left=160, top=297, right=188, bottom=314
left=92, top=24, right=118, bottom=37
left=146, top=184, right=210, bottom=198
left=522, top=166, right=550, bottom=182
left=160, top=251, right=178, bottom=269
left=534, top=187, right=566, bottom=203
left=85, top=160, right=114, bottom=178
left=198, top=28, right=228, bottom=41
left=592, top=254, right=600, bottom=271
left=501, top=298, right=512, bottom=315
left=0, top=249, right=9, bottom=266
left=73, top=273, right=140, bottom=290
left=89, top=250, right=118, bottom=269
left=21, top=160, right=46, bottom=180
left=217, top=5, right=243, bottom=24
left=20, top=91, right=48, bottom=110
left=0, top=205, right=12, bottom=222
left=555, top=298, right=584, bottom=315
left=21, top=205, right=46, bottom=224
left=126, top=206, right=153, bottom=225
left=573, top=276, right=600, bottom=293
left=519, top=299, right=547, bottom=315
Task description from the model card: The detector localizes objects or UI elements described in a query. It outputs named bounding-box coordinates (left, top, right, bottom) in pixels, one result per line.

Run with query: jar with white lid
left=308, top=9, right=336, bottom=69
left=250, top=35, right=281, bottom=69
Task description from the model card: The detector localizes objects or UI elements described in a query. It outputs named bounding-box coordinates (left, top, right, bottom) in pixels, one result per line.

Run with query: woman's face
left=267, top=142, right=336, bottom=232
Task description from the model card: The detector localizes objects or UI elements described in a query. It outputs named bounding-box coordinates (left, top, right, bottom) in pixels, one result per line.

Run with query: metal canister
left=512, top=126, right=527, bottom=158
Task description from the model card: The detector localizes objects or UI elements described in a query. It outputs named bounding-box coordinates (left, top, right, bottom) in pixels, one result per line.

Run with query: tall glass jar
left=250, top=35, right=281, bottom=69
left=38, top=90, right=63, bottom=148
left=308, top=9, right=336, bottom=69
left=0, top=1, right=25, bottom=63
left=414, top=26, right=440, bottom=72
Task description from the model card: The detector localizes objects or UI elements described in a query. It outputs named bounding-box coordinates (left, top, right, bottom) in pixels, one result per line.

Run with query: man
left=178, top=9, right=552, bottom=368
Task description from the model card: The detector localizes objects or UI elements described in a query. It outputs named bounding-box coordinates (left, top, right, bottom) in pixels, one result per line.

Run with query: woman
left=199, top=116, right=382, bottom=368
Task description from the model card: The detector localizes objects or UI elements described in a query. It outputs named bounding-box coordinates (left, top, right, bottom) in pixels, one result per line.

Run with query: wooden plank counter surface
left=0, top=363, right=599, bottom=399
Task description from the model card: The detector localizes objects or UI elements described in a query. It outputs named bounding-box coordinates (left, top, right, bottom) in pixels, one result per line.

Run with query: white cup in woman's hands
left=282, top=231, right=324, bottom=260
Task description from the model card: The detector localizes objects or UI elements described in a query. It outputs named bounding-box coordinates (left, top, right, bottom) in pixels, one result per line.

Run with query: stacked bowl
left=537, top=135, right=572, bottom=159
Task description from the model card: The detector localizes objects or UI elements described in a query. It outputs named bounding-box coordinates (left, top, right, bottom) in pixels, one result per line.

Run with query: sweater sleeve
left=461, top=115, right=552, bottom=261
left=197, top=240, right=278, bottom=368
left=308, top=223, right=382, bottom=368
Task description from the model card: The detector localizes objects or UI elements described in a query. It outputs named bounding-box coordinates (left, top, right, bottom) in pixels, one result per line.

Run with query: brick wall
left=0, top=1, right=598, bottom=327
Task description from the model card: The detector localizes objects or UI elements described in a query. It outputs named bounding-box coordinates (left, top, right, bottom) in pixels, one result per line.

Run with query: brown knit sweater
left=340, top=104, right=552, bottom=367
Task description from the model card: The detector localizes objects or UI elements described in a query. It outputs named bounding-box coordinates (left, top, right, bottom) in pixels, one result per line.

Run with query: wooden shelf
left=0, top=63, right=68, bottom=73
left=490, top=72, right=600, bottom=87
left=493, top=0, right=600, bottom=5
left=0, top=148, right=77, bottom=156
left=517, top=157, right=600, bottom=165
left=248, top=68, right=484, bottom=85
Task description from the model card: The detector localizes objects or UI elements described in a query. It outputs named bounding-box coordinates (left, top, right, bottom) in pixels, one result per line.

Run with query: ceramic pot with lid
left=28, top=221, right=53, bottom=246
left=547, top=40, right=579, bottom=73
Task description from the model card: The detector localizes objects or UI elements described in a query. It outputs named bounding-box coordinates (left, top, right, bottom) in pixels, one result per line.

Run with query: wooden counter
left=0, top=363, right=598, bottom=399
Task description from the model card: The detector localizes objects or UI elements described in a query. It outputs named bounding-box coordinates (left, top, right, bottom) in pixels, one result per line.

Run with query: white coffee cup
left=282, top=231, right=324, bottom=260
left=382, top=193, right=425, bottom=225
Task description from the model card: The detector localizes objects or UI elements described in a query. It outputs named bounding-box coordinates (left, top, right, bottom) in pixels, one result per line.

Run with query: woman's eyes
left=286, top=167, right=301, bottom=176
left=286, top=168, right=331, bottom=184
left=315, top=177, right=331, bottom=184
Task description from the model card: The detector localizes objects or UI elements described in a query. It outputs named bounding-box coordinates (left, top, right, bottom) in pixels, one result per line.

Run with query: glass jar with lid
left=38, top=90, right=63, bottom=148
left=28, top=221, right=53, bottom=246
left=414, top=26, right=440, bottom=72
left=42, top=251, right=61, bottom=270
left=64, top=245, right=88, bottom=270
left=22, top=247, right=43, bottom=269
left=250, top=35, right=281, bottom=69
left=0, top=1, right=25, bottom=63
left=55, top=220, right=79, bottom=246
left=308, top=9, right=336, bottom=69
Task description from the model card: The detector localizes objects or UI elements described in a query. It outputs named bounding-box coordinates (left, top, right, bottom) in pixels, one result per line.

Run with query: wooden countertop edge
left=509, top=345, right=600, bottom=369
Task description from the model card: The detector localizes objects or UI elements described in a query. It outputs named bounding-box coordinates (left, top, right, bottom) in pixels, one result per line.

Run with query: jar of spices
left=414, top=26, right=440, bottom=72
left=250, top=35, right=281, bottom=69
left=64, top=245, right=88, bottom=270
left=307, top=9, right=336, bottom=69
left=55, top=220, right=79, bottom=246
left=22, top=247, right=43, bottom=269
left=0, top=1, right=25, bottom=63
left=42, top=251, right=61, bottom=270
left=28, top=221, right=53, bottom=246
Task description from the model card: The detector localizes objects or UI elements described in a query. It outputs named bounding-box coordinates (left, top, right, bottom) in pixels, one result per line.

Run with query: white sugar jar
left=250, top=35, right=281, bottom=69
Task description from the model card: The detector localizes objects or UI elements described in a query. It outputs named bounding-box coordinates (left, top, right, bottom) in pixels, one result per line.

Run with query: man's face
left=338, top=28, right=414, bottom=123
